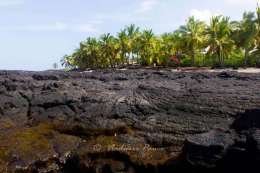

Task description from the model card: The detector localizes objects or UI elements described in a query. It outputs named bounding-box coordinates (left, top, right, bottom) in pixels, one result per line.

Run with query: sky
left=0, top=0, right=259, bottom=71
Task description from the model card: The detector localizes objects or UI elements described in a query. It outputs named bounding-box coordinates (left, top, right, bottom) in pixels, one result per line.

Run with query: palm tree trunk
left=221, top=51, right=225, bottom=67
left=244, top=48, right=249, bottom=67
left=222, top=53, right=225, bottom=66
left=191, top=49, right=195, bottom=66
left=218, top=49, right=222, bottom=67
left=131, top=52, right=135, bottom=64
left=127, top=53, right=130, bottom=65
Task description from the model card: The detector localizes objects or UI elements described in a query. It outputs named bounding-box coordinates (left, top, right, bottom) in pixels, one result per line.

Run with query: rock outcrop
left=0, top=69, right=259, bottom=173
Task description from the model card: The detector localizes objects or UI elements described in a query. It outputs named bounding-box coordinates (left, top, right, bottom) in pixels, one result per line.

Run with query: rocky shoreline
left=0, top=69, right=259, bottom=173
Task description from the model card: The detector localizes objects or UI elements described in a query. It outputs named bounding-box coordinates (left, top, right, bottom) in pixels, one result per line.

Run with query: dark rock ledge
left=0, top=69, right=259, bottom=173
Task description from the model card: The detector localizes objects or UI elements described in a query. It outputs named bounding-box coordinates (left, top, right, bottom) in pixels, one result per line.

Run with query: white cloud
left=16, top=22, right=68, bottom=32
left=96, top=1, right=157, bottom=23
left=0, top=0, right=24, bottom=7
left=190, top=9, right=220, bottom=23
left=97, top=13, right=149, bottom=22
left=74, top=24, right=98, bottom=33
left=1, top=22, right=100, bottom=33
left=88, top=20, right=103, bottom=25
left=225, top=0, right=258, bottom=5
left=136, top=0, right=158, bottom=13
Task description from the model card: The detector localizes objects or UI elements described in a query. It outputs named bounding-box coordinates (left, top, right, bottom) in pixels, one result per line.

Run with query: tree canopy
left=62, top=5, right=260, bottom=69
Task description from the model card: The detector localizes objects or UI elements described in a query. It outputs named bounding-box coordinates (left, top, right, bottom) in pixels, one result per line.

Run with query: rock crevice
left=0, top=69, right=259, bottom=172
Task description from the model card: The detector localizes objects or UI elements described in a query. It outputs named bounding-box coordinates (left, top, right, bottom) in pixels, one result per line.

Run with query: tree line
left=61, top=5, right=260, bottom=69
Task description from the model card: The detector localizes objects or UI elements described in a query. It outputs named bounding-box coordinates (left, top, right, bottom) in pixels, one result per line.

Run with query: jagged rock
left=185, top=129, right=234, bottom=168
left=0, top=69, right=260, bottom=172
left=232, top=109, right=260, bottom=130
left=247, top=129, right=260, bottom=157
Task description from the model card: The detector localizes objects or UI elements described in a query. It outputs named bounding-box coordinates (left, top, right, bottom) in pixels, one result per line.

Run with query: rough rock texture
left=0, top=69, right=260, bottom=173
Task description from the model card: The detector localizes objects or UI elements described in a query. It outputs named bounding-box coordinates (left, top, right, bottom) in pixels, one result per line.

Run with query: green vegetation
left=61, top=5, right=260, bottom=69
left=0, top=123, right=81, bottom=171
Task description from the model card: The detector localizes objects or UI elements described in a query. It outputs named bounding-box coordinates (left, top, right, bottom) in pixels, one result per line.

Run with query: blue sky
left=0, top=0, right=258, bottom=70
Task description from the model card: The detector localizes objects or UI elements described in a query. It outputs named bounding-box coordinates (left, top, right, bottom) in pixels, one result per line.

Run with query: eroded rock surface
left=0, top=69, right=260, bottom=173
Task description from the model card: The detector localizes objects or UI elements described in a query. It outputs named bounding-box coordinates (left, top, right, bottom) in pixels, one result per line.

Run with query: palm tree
left=178, top=17, right=206, bottom=65
left=85, top=37, right=101, bottom=68
left=139, top=29, right=156, bottom=65
left=61, top=55, right=74, bottom=68
left=206, top=16, right=235, bottom=67
left=74, top=39, right=99, bottom=69
left=232, top=12, right=257, bottom=66
left=61, top=4, right=260, bottom=70
left=159, top=33, right=176, bottom=66
left=172, top=30, right=186, bottom=55
left=99, top=33, right=119, bottom=68
left=256, top=5, right=260, bottom=49
left=71, top=46, right=87, bottom=69
left=117, top=29, right=129, bottom=65
left=253, top=4, right=260, bottom=66
left=125, top=24, right=140, bottom=64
